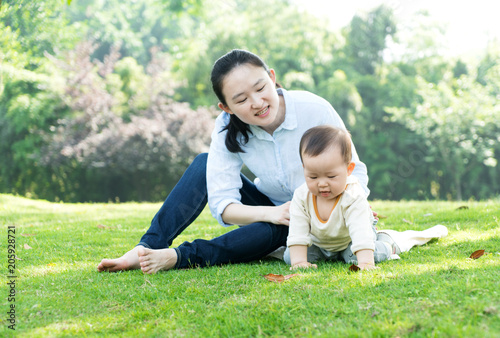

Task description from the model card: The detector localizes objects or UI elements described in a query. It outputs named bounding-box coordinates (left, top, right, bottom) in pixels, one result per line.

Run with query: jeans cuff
left=136, top=242, right=152, bottom=249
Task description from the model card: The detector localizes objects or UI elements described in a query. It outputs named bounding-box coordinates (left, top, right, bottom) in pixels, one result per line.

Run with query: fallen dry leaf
left=24, top=244, right=32, bottom=250
left=97, top=224, right=116, bottom=230
left=349, top=264, right=361, bottom=272
left=21, top=233, right=36, bottom=237
left=456, top=205, right=469, bottom=210
left=470, top=250, right=485, bottom=259
left=263, top=273, right=285, bottom=282
left=263, top=273, right=299, bottom=283
left=377, top=214, right=387, bottom=219
left=284, top=273, right=299, bottom=280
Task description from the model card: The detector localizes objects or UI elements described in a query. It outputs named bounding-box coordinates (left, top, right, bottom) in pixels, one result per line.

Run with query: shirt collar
left=346, top=175, right=358, bottom=185
left=248, top=88, right=298, bottom=140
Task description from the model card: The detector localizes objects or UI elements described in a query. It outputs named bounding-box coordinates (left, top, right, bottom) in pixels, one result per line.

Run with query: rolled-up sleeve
left=207, top=113, right=244, bottom=227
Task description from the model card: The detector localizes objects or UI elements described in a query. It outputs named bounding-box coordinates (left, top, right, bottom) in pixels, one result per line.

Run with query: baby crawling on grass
left=286, top=125, right=400, bottom=270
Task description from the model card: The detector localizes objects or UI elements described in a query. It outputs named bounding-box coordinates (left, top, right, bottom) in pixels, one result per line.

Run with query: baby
left=285, top=125, right=397, bottom=270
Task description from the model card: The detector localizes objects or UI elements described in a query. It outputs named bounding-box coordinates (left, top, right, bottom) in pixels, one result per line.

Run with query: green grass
left=1, top=194, right=499, bottom=337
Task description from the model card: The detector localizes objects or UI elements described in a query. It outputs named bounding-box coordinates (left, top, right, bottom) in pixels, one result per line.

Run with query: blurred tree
left=453, top=59, right=468, bottom=78
left=476, top=42, right=500, bottom=85
left=66, top=0, right=205, bottom=66
left=388, top=71, right=500, bottom=200
left=0, top=0, right=77, bottom=199
left=316, top=70, right=362, bottom=127
left=172, top=0, right=342, bottom=107
left=1, top=0, right=499, bottom=201
left=346, top=4, right=396, bottom=75
left=0, top=0, right=77, bottom=67
left=40, top=42, right=215, bottom=201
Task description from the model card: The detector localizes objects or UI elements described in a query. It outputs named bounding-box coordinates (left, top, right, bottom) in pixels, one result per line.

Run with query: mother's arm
left=208, top=113, right=291, bottom=227
left=222, top=201, right=291, bottom=226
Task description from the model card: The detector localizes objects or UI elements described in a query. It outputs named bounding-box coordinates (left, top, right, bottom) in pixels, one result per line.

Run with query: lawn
left=1, top=194, right=499, bottom=337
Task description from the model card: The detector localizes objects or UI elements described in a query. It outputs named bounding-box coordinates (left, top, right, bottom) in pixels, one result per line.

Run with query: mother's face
left=218, top=64, right=280, bottom=130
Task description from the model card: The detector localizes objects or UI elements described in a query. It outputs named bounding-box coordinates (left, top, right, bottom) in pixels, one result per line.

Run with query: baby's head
left=300, top=126, right=352, bottom=164
left=299, top=126, right=355, bottom=200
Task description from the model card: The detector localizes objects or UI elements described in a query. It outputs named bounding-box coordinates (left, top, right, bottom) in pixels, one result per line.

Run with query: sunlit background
left=295, top=0, right=500, bottom=56
left=1, top=0, right=499, bottom=203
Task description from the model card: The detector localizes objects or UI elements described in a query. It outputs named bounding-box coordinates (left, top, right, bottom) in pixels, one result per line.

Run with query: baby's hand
left=290, top=261, right=317, bottom=270
left=357, top=262, right=378, bottom=271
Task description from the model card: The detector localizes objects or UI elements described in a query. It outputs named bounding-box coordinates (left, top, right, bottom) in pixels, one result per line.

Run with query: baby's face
left=302, top=146, right=354, bottom=202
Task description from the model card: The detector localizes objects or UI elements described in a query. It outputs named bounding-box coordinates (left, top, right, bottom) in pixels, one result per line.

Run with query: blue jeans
left=138, top=153, right=289, bottom=269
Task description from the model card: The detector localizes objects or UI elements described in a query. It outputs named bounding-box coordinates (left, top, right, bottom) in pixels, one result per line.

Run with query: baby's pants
left=283, top=226, right=393, bottom=265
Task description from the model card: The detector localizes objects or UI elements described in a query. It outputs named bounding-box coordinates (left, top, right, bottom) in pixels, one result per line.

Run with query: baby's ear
left=347, top=162, right=356, bottom=175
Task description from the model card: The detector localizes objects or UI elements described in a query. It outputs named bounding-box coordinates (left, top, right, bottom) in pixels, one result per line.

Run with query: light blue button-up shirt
left=207, top=88, right=369, bottom=226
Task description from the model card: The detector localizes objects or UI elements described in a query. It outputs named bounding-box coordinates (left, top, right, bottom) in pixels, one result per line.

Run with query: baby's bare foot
left=97, top=246, right=142, bottom=272
left=137, top=247, right=177, bottom=274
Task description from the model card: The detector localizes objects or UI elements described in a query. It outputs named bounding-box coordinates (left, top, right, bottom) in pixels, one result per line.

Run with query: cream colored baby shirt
left=287, top=176, right=375, bottom=254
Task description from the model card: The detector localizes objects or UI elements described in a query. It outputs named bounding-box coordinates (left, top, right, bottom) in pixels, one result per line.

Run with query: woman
left=97, top=49, right=370, bottom=274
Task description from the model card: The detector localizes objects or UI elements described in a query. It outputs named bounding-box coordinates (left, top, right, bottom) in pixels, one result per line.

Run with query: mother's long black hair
left=211, top=49, right=273, bottom=153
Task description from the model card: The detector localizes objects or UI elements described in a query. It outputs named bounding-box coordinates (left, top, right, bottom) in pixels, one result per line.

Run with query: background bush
left=0, top=0, right=498, bottom=202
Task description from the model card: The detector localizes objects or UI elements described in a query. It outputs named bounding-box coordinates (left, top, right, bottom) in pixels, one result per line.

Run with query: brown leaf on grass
left=284, top=273, right=299, bottom=280
left=377, top=214, right=387, bottom=219
left=456, top=205, right=469, bottom=210
left=349, top=264, right=361, bottom=272
left=402, top=218, right=414, bottom=224
left=21, top=233, right=36, bottom=237
left=263, top=273, right=285, bottom=282
left=97, top=224, right=115, bottom=230
left=24, top=244, right=32, bottom=250
left=263, top=273, right=299, bottom=283
left=470, top=250, right=485, bottom=259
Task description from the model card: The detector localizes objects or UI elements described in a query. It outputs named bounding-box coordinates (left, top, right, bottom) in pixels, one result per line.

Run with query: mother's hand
left=266, top=201, right=291, bottom=226
left=222, top=201, right=291, bottom=226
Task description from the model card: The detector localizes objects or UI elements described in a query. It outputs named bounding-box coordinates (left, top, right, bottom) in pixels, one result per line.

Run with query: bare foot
left=137, top=247, right=178, bottom=274
left=97, top=246, right=143, bottom=272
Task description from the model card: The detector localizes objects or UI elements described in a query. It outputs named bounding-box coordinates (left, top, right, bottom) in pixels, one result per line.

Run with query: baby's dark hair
left=299, top=125, right=352, bottom=164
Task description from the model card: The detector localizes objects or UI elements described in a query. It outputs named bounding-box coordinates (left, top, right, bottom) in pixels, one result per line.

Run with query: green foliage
left=173, top=0, right=341, bottom=107
left=388, top=70, right=500, bottom=200
left=1, top=0, right=77, bottom=66
left=346, top=5, right=396, bottom=75
left=66, top=0, right=203, bottom=66
left=1, top=0, right=499, bottom=201
left=0, top=59, right=67, bottom=199
left=4, top=195, right=500, bottom=336
left=37, top=42, right=215, bottom=202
